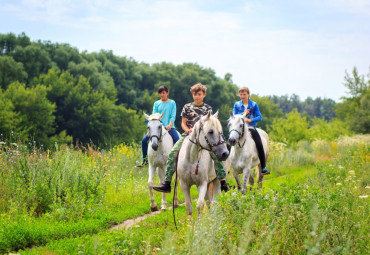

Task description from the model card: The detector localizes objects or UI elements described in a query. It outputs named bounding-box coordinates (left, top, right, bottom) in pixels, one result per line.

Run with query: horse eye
left=158, top=126, right=161, bottom=129
left=240, top=124, right=243, bottom=128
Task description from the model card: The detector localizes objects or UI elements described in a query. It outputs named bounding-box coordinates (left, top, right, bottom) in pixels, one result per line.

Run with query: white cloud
left=1, top=0, right=369, bottom=101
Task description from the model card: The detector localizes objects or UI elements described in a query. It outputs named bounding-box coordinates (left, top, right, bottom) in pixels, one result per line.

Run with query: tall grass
left=24, top=135, right=369, bottom=254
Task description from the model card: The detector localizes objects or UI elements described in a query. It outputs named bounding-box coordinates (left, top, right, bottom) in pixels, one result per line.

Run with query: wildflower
left=359, top=195, right=368, bottom=199
left=365, top=186, right=370, bottom=189
left=336, top=183, right=342, bottom=186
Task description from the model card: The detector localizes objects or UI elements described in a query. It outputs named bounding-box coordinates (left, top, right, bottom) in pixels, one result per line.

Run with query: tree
left=0, top=90, right=18, bottom=138
left=12, top=44, right=52, bottom=81
left=308, top=118, right=351, bottom=140
left=268, top=109, right=309, bottom=144
left=0, top=56, right=28, bottom=89
left=250, top=95, right=283, bottom=130
left=5, top=82, right=56, bottom=144
left=336, top=66, right=370, bottom=133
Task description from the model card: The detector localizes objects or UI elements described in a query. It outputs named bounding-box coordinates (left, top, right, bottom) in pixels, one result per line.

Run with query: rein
left=188, top=121, right=226, bottom=175
left=229, top=118, right=247, bottom=148
left=148, top=119, right=168, bottom=143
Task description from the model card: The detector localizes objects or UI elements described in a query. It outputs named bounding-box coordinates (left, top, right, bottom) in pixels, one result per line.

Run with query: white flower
left=365, top=186, right=370, bottom=189
left=359, top=195, right=368, bottom=199
left=348, top=170, right=355, bottom=175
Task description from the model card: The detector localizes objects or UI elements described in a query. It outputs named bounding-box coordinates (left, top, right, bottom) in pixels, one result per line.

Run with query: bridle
left=148, top=119, right=167, bottom=143
left=229, top=117, right=246, bottom=148
left=189, top=121, right=226, bottom=152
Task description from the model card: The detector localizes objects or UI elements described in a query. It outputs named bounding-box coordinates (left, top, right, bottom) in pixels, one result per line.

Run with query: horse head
left=228, top=111, right=247, bottom=146
left=190, top=110, right=229, bottom=161
left=144, top=112, right=164, bottom=151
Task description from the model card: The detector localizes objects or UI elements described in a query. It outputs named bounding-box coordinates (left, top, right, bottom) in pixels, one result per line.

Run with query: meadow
left=0, top=135, right=369, bottom=254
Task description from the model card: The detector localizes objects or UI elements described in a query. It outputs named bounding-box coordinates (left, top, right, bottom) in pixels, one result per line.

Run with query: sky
left=1, top=0, right=370, bottom=101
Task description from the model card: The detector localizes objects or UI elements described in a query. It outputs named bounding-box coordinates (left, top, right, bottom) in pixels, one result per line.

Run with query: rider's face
left=192, top=91, right=206, bottom=105
left=239, top=91, right=249, bottom=101
left=159, top=91, right=169, bottom=101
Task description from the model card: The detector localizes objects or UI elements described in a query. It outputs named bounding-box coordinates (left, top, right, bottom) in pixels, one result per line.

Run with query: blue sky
left=1, top=0, right=370, bottom=101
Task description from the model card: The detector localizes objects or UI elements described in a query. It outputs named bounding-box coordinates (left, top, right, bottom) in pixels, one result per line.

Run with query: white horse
left=227, top=112, right=269, bottom=194
left=145, top=113, right=179, bottom=211
left=177, top=111, right=229, bottom=216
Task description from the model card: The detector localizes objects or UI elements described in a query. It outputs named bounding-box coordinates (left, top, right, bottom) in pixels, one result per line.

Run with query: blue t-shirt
left=152, top=100, right=177, bottom=129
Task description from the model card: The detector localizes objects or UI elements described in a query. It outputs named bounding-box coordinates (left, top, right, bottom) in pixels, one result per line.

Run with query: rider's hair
left=190, top=83, right=207, bottom=94
left=239, top=86, right=250, bottom=94
left=158, top=85, right=169, bottom=93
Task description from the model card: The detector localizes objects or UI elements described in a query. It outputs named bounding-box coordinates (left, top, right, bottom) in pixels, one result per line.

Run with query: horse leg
left=197, top=181, right=208, bottom=216
left=147, top=164, right=158, bottom=211
left=180, top=180, right=193, bottom=216
left=233, top=170, right=242, bottom=190
left=249, top=172, right=255, bottom=191
left=257, top=164, right=263, bottom=189
left=157, top=165, right=167, bottom=210
left=242, top=167, right=251, bottom=195
left=213, top=179, right=221, bottom=197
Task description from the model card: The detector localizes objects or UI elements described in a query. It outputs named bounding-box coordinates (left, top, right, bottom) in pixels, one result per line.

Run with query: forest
left=0, top=32, right=369, bottom=147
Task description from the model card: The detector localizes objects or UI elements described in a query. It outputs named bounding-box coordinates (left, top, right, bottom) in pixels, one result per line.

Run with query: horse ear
left=144, top=112, right=150, bottom=120
left=160, top=112, right=164, bottom=120
left=213, top=110, right=219, bottom=119
left=206, top=111, right=212, bottom=120
left=229, top=110, right=233, bottom=117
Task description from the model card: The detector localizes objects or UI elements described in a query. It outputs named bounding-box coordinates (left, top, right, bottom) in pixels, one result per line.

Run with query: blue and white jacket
left=233, top=99, right=262, bottom=127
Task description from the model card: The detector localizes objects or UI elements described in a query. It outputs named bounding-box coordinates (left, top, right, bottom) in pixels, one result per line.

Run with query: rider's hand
left=187, top=128, right=193, bottom=135
left=165, top=125, right=171, bottom=131
left=245, top=118, right=252, bottom=123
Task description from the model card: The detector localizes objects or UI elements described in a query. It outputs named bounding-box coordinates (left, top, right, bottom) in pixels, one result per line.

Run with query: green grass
left=1, top=137, right=369, bottom=254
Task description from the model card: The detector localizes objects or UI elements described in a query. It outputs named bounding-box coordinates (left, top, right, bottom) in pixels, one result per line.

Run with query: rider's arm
left=181, top=117, right=191, bottom=134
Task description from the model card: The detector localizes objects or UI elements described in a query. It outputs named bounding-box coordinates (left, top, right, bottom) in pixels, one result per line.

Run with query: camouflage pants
left=165, top=133, right=226, bottom=182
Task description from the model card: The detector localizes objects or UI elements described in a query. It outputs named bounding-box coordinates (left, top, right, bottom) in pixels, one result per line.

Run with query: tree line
left=0, top=33, right=369, bottom=147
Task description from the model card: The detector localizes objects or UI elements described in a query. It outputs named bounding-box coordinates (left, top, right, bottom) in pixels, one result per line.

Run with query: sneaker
left=153, top=181, right=171, bottom=193
left=135, top=161, right=148, bottom=168
left=262, top=168, right=270, bottom=175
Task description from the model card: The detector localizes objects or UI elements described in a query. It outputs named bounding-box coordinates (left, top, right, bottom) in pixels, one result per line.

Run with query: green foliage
left=270, top=94, right=337, bottom=121
left=269, top=109, right=309, bottom=143
left=23, top=138, right=369, bottom=254
left=12, top=44, right=51, bottom=82
left=0, top=90, right=18, bottom=136
left=4, top=82, right=56, bottom=145
left=336, top=67, right=370, bottom=134
left=0, top=55, right=28, bottom=89
left=308, top=118, right=352, bottom=140
left=250, top=95, right=283, bottom=130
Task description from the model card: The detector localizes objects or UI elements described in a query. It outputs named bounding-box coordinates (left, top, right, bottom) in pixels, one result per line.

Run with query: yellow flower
left=336, top=183, right=342, bottom=186
left=348, top=170, right=355, bottom=175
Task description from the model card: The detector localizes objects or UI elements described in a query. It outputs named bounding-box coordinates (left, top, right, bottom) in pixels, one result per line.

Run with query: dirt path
left=110, top=203, right=186, bottom=230
left=109, top=174, right=288, bottom=231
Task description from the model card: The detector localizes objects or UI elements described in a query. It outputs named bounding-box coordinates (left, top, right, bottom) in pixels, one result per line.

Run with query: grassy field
left=1, top=135, right=369, bottom=254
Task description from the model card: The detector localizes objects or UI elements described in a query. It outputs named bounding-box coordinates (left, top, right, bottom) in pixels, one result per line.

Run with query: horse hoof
left=173, top=204, right=179, bottom=209
left=151, top=206, right=158, bottom=212
left=161, top=207, right=167, bottom=211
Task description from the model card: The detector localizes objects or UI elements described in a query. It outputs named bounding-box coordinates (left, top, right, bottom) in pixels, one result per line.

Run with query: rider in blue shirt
left=136, top=85, right=180, bottom=168
left=233, top=86, right=270, bottom=175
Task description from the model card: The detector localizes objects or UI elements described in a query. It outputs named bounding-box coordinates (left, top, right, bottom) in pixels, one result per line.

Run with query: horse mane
left=148, top=113, right=162, bottom=121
